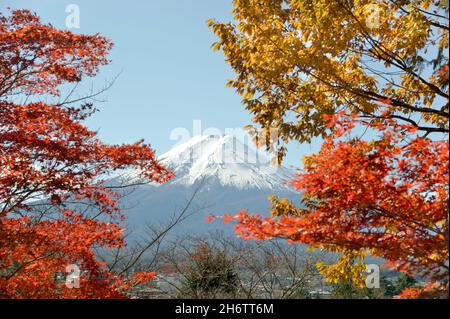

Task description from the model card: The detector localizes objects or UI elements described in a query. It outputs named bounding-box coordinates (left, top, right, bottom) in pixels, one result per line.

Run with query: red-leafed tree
left=218, top=113, right=448, bottom=298
left=208, top=0, right=449, bottom=298
left=0, top=10, right=172, bottom=298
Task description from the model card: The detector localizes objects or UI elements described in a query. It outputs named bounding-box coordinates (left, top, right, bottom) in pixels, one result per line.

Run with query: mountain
left=158, top=134, right=294, bottom=190
left=116, top=135, right=301, bottom=239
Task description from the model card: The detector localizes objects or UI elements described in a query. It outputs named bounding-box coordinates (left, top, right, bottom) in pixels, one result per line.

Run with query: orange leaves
left=322, top=113, right=335, bottom=128
left=222, top=111, right=449, bottom=297
left=395, top=283, right=446, bottom=299
left=436, top=64, right=449, bottom=80
left=223, top=213, right=234, bottom=223
left=115, top=272, right=157, bottom=291
left=209, top=0, right=448, bottom=297
left=0, top=10, right=113, bottom=97
left=104, top=142, right=173, bottom=183
left=376, top=97, right=392, bottom=105
left=0, top=216, right=127, bottom=298
left=206, top=213, right=235, bottom=223
left=322, top=110, right=348, bottom=128
left=0, top=10, right=170, bottom=298
left=132, top=271, right=157, bottom=284
left=322, top=111, right=358, bottom=138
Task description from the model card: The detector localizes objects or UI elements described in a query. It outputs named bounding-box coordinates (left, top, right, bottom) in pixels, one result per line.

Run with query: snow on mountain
left=126, top=134, right=295, bottom=190
left=115, top=135, right=300, bottom=239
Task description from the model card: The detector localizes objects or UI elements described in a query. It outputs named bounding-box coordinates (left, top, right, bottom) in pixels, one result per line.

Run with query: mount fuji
left=115, top=135, right=301, bottom=238
left=158, top=134, right=294, bottom=190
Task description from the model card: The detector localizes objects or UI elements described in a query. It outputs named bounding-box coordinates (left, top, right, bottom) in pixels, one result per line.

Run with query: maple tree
left=209, top=0, right=449, bottom=298
left=0, top=10, right=172, bottom=298
left=208, top=0, right=449, bottom=159
left=223, top=114, right=449, bottom=297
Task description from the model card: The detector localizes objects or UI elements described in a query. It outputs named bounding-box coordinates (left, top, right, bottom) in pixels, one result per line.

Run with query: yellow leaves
left=356, top=2, right=386, bottom=32
left=307, top=245, right=316, bottom=252
left=243, top=90, right=255, bottom=99
left=211, top=41, right=221, bottom=52
left=438, top=31, right=449, bottom=49
left=269, top=195, right=307, bottom=217
left=428, top=252, right=441, bottom=262
left=206, top=18, right=215, bottom=28
left=209, top=0, right=449, bottom=158
left=436, top=219, right=447, bottom=227
left=302, top=154, right=314, bottom=166
left=317, top=249, right=368, bottom=288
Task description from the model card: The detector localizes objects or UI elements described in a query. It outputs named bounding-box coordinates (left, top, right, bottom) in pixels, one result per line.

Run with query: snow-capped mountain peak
left=158, top=135, right=294, bottom=190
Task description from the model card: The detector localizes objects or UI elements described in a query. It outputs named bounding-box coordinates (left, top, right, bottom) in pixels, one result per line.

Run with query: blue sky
left=2, top=0, right=322, bottom=167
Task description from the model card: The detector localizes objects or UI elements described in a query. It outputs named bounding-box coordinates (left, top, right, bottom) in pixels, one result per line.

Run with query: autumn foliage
left=225, top=113, right=448, bottom=296
left=0, top=10, right=172, bottom=298
left=209, top=0, right=449, bottom=159
left=209, top=0, right=449, bottom=298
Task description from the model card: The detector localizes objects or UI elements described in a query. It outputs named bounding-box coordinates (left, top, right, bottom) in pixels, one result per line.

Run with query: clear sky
left=2, top=0, right=322, bottom=167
